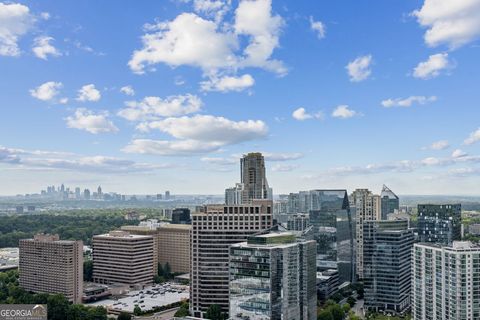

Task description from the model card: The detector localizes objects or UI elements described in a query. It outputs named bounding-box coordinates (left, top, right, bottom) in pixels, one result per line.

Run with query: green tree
left=174, top=302, right=190, bottom=317
left=347, top=296, right=356, bottom=308
left=46, top=294, right=70, bottom=320
left=317, top=309, right=334, bottom=320
left=84, top=260, right=93, bottom=282
left=164, top=262, right=172, bottom=279
left=328, top=304, right=344, bottom=320
left=158, top=263, right=165, bottom=277
left=117, top=312, right=132, bottom=320
left=205, top=304, right=224, bottom=320
left=133, top=305, right=142, bottom=316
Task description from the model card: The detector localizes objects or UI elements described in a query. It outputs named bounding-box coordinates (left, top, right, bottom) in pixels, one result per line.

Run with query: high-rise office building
left=241, top=153, right=271, bottom=203
left=417, top=204, right=462, bottom=245
left=19, top=234, right=83, bottom=303
left=165, top=190, right=170, bottom=200
left=190, top=200, right=273, bottom=317
left=84, top=188, right=90, bottom=200
left=92, top=231, right=154, bottom=287
left=172, top=208, right=191, bottom=224
left=120, top=225, right=159, bottom=276
left=158, top=224, right=191, bottom=274
left=229, top=232, right=316, bottom=320
left=380, top=185, right=399, bottom=220
left=363, top=220, right=414, bottom=315
left=412, top=241, right=480, bottom=320
left=306, top=190, right=355, bottom=284
left=350, top=188, right=381, bottom=279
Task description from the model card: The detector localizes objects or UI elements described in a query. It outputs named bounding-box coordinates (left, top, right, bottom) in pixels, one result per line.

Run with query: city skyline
left=2, top=0, right=480, bottom=195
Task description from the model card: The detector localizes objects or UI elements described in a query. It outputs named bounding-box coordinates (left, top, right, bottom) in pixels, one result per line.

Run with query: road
left=352, top=299, right=364, bottom=319
left=134, top=307, right=179, bottom=320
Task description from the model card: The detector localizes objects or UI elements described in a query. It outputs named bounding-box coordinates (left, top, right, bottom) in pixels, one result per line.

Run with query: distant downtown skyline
left=1, top=0, right=480, bottom=195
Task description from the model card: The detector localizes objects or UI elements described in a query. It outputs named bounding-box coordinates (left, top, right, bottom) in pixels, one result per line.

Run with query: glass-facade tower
left=229, top=232, right=317, bottom=320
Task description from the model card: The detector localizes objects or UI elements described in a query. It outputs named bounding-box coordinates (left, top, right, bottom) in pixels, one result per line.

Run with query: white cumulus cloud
left=76, top=84, right=101, bottom=102
left=137, top=115, right=268, bottom=144
left=200, top=74, right=254, bottom=92
left=120, top=85, right=135, bottom=96
left=129, top=0, right=286, bottom=79
left=29, top=81, right=63, bottom=102
left=452, top=149, right=467, bottom=158
left=0, top=2, right=33, bottom=56
left=346, top=55, right=372, bottom=82
left=425, top=140, right=450, bottom=150
left=413, top=53, right=451, bottom=79
left=309, top=16, right=326, bottom=39
left=122, top=139, right=222, bottom=156
left=413, top=0, right=480, bottom=49
left=292, top=107, right=323, bottom=121
left=118, top=94, right=202, bottom=121
left=464, top=128, right=480, bottom=145
left=331, top=105, right=358, bottom=119
left=381, top=95, right=437, bottom=108
left=66, top=108, right=118, bottom=134
left=32, top=36, right=61, bottom=60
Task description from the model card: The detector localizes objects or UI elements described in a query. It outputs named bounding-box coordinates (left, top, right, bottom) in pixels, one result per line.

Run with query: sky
left=1, top=0, right=480, bottom=196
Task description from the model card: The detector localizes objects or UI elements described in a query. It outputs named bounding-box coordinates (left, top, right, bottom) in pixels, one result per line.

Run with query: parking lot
left=87, top=282, right=189, bottom=313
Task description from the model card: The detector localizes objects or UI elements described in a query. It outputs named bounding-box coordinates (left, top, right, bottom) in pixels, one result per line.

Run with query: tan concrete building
left=158, top=224, right=191, bottom=274
left=92, top=231, right=154, bottom=288
left=120, top=225, right=159, bottom=276
left=190, top=200, right=273, bottom=317
left=350, top=189, right=381, bottom=279
left=19, top=234, right=83, bottom=303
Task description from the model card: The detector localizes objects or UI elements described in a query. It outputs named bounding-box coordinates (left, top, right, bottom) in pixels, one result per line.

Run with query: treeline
left=0, top=270, right=107, bottom=320
left=0, top=214, right=133, bottom=247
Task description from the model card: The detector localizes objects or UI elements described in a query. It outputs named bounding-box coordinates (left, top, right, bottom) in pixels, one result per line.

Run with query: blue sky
left=1, top=0, right=480, bottom=195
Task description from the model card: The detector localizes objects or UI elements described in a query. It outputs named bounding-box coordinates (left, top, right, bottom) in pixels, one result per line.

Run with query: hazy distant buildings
left=229, top=232, right=316, bottom=320
left=190, top=200, right=274, bottom=317
left=417, top=204, right=462, bottom=245
left=412, top=241, right=480, bottom=320
left=363, top=220, right=414, bottom=315
left=171, top=208, right=191, bottom=224
left=287, top=213, right=310, bottom=231
left=19, top=234, right=83, bottom=303
left=92, top=231, right=154, bottom=287
left=350, top=188, right=381, bottom=279
left=380, top=185, right=399, bottom=220
left=165, top=190, right=170, bottom=200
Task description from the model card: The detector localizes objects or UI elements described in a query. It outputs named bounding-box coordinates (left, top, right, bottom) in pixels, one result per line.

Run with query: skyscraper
left=417, top=204, right=462, bottom=245
left=350, top=188, right=381, bottom=279
left=190, top=200, right=274, bottom=317
left=241, top=153, right=270, bottom=203
left=412, top=241, right=480, bottom=320
left=229, top=232, right=316, bottom=320
left=363, top=220, right=414, bottom=315
left=19, top=234, right=83, bottom=303
left=306, top=190, right=355, bottom=284
left=380, top=185, right=399, bottom=220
